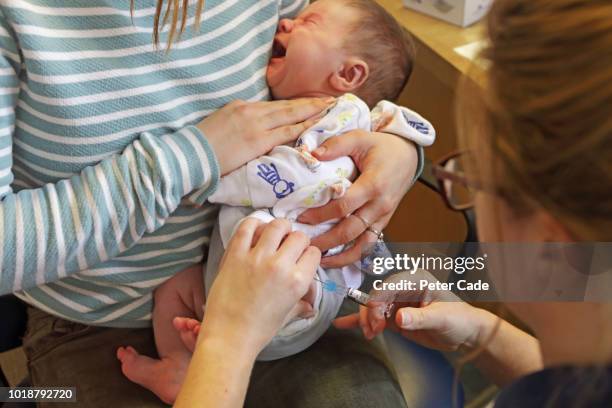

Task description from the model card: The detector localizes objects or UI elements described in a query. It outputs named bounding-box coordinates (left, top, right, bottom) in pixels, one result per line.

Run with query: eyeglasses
left=431, top=150, right=481, bottom=211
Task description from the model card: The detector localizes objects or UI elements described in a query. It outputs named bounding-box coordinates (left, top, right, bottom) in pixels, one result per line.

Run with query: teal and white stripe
left=0, top=0, right=308, bottom=327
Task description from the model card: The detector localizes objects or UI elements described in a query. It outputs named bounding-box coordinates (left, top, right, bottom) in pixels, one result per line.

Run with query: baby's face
left=267, top=0, right=360, bottom=100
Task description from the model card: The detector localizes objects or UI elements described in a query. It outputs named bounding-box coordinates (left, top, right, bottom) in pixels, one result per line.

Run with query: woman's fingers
left=252, top=219, right=292, bottom=255
left=334, top=305, right=386, bottom=338
left=359, top=305, right=374, bottom=339
left=298, top=181, right=371, bottom=225
left=277, top=230, right=311, bottom=263
left=262, top=98, right=333, bottom=129
left=251, top=223, right=265, bottom=248
left=333, top=313, right=360, bottom=329
left=295, top=246, right=322, bottom=277
left=226, top=218, right=261, bottom=253
left=318, top=213, right=392, bottom=268
left=267, top=117, right=320, bottom=147
left=395, top=306, right=443, bottom=331
left=292, top=246, right=321, bottom=295
left=308, top=197, right=387, bottom=253
left=311, top=214, right=364, bottom=252
left=332, top=308, right=375, bottom=338
left=311, top=129, right=368, bottom=161
left=366, top=301, right=389, bottom=334
left=319, top=229, right=371, bottom=267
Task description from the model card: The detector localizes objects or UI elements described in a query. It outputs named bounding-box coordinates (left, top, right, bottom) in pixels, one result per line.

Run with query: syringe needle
left=315, top=276, right=368, bottom=305
left=314, top=276, right=347, bottom=296
left=314, top=277, right=394, bottom=317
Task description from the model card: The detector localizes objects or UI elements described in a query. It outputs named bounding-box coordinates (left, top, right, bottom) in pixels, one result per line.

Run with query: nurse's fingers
left=277, top=231, right=311, bottom=263
left=252, top=219, right=292, bottom=256
left=333, top=313, right=360, bottom=329
left=226, top=218, right=262, bottom=254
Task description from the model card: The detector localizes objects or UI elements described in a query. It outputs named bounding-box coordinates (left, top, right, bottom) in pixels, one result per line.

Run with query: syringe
left=314, top=277, right=395, bottom=318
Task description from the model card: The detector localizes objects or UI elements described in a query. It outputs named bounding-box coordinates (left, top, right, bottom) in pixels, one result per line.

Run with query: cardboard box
left=402, top=0, right=493, bottom=27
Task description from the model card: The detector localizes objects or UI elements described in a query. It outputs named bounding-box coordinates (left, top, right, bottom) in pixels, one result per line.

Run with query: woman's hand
left=297, top=131, right=419, bottom=268
left=200, top=218, right=321, bottom=355
left=199, top=98, right=333, bottom=175
left=175, top=220, right=320, bottom=407
left=334, top=271, right=494, bottom=353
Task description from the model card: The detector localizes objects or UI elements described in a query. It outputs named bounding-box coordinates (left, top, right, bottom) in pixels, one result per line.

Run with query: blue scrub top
left=495, top=365, right=612, bottom=407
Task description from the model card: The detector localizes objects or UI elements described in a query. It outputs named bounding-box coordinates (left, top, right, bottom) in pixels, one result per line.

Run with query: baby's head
left=267, top=0, right=415, bottom=107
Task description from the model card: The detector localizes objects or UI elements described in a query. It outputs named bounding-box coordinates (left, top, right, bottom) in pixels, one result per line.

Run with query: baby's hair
left=342, top=0, right=416, bottom=107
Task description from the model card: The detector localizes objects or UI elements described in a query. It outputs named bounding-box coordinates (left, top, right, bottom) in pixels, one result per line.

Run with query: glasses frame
left=431, top=150, right=480, bottom=211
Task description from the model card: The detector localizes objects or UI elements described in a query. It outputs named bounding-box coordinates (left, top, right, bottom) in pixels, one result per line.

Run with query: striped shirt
left=0, top=0, right=308, bottom=327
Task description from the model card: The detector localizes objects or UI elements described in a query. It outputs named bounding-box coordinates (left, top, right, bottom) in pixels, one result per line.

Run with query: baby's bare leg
left=153, top=264, right=205, bottom=357
left=117, top=264, right=205, bottom=404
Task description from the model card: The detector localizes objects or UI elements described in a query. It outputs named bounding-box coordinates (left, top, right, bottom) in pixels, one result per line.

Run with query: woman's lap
left=247, top=323, right=407, bottom=408
left=22, top=307, right=167, bottom=408
left=22, top=303, right=406, bottom=408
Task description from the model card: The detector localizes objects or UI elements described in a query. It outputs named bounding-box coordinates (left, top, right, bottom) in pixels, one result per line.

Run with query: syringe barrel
left=346, top=288, right=370, bottom=306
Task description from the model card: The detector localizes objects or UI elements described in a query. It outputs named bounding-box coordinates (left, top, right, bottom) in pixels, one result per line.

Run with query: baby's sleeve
left=208, top=145, right=354, bottom=209
left=370, top=101, right=436, bottom=185
left=370, top=101, right=436, bottom=147
left=208, top=147, right=301, bottom=208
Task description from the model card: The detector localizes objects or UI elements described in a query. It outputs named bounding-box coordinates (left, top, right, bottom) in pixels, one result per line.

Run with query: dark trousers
left=22, top=303, right=406, bottom=408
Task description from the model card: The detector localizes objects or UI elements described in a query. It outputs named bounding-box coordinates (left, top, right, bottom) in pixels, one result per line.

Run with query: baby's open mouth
left=272, top=38, right=287, bottom=59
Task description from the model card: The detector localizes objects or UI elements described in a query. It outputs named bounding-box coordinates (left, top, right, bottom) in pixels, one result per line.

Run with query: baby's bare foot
left=172, top=316, right=201, bottom=353
left=116, top=346, right=189, bottom=405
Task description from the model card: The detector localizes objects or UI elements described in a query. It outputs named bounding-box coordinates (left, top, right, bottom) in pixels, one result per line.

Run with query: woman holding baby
left=179, top=0, right=612, bottom=407
left=0, top=0, right=416, bottom=406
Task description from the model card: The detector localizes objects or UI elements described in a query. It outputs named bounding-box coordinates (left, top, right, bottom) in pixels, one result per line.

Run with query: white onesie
left=205, top=94, right=435, bottom=360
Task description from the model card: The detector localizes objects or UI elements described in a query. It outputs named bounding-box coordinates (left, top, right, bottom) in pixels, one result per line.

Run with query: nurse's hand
left=200, top=218, right=321, bottom=355
left=199, top=98, right=333, bottom=175
left=175, top=219, right=320, bottom=407
left=298, top=131, right=418, bottom=267
left=334, top=271, right=496, bottom=353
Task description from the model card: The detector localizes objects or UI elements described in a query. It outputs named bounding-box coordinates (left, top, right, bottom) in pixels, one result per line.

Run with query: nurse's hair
left=456, top=3, right=612, bottom=405
left=458, top=0, right=612, bottom=240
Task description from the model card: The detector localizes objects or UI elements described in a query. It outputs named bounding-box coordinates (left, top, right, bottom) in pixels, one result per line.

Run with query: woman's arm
left=174, top=334, right=257, bottom=408
left=392, top=302, right=542, bottom=386
left=0, top=18, right=328, bottom=294
left=464, top=308, right=542, bottom=386
left=0, top=32, right=218, bottom=293
left=175, top=219, right=321, bottom=407
left=337, top=300, right=542, bottom=387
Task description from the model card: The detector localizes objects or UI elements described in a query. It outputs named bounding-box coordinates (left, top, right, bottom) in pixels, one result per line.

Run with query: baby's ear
left=329, top=57, right=369, bottom=93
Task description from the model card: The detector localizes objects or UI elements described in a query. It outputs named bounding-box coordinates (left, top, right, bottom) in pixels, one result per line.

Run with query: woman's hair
left=458, top=0, right=612, bottom=240
left=135, top=0, right=205, bottom=50
left=456, top=2, right=612, bottom=404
